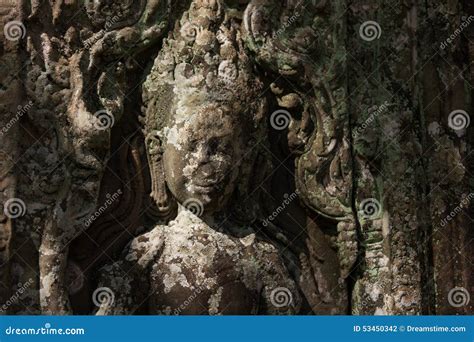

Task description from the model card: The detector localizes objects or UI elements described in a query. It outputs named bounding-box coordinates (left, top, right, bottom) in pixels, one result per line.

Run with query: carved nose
left=195, top=143, right=212, bottom=164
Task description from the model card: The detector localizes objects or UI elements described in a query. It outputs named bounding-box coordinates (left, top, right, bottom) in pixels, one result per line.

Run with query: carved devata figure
left=35, top=0, right=350, bottom=315
left=95, top=1, right=308, bottom=315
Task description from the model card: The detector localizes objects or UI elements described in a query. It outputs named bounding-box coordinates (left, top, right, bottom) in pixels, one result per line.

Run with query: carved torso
left=97, top=210, right=302, bottom=314
left=148, top=210, right=301, bottom=314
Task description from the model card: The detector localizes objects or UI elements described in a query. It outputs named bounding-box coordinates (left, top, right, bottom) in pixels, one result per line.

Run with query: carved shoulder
left=94, top=226, right=166, bottom=315
left=123, top=225, right=166, bottom=269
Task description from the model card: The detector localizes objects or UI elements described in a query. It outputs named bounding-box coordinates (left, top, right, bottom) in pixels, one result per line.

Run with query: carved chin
left=183, top=180, right=233, bottom=211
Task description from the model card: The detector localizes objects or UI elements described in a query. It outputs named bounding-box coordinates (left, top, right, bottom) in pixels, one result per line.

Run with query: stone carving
left=0, top=0, right=472, bottom=316
left=41, top=0, right=339, bottom=315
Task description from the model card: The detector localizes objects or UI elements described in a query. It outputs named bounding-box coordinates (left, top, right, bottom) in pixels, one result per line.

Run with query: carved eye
left=208, top=137, right=219, bottom=154
left=187, top=138, right=198, bottom=152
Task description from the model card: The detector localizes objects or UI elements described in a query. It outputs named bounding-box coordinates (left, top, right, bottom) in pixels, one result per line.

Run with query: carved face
left=162, top=104, right=247, bottom=214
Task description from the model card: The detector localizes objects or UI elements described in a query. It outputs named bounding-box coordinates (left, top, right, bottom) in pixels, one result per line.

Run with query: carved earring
left=145, top=132, right=177, bottom=222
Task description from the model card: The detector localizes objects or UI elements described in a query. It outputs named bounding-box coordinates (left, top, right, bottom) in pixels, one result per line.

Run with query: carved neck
left=175, top=205, right=256, bottom=238
left=177, top=203, right=222, bottom=224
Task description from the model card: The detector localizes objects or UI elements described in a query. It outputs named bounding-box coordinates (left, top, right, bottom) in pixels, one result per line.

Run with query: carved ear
left=145, top=132, right=177, bottom=222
